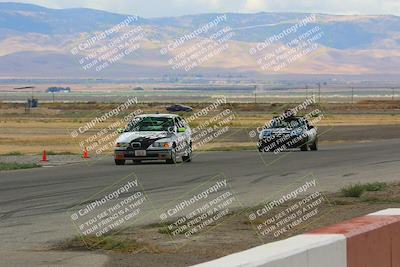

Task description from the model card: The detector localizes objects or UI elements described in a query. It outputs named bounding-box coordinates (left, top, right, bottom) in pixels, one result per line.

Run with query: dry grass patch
left=59, top=235, right=162, bottom=254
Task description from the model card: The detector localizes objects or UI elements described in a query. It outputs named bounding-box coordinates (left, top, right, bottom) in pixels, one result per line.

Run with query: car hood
left=116, top=131, right=173, bottom=143
left=260, top=127, right=306, bottom=137
left=261, top=128, right=292, bottom=134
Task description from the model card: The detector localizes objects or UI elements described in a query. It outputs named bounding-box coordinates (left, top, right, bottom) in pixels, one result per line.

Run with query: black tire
left=133, top=160, right=141, bottom=164
left=182, top=152, right=192, bottom=162
left=166, top=149, right=177, bottom=164
left=115, top=159, right=126, bottom=165
left=300, top=143, right=308, bottom=151
left=309, top=138, right=318, bottom=151
left=182, top=144, right=192, bottom=162
left=258, top=144, right=264, bottom=152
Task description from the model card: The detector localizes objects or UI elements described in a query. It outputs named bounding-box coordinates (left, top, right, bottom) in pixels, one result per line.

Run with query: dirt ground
left=56, top=184, right=400, bottom=267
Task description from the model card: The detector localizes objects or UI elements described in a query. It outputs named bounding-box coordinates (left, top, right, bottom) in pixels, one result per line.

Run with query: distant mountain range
left=1, top=2, right=400, bottom=79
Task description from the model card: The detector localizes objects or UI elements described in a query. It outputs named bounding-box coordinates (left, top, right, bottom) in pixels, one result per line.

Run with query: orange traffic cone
left=42, top=150, right=48, bottom=162
left=83, top=148, right=90, bottom=159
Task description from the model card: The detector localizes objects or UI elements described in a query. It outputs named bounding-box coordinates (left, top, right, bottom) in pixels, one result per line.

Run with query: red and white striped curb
left=193, top=209, right=400, bottom=267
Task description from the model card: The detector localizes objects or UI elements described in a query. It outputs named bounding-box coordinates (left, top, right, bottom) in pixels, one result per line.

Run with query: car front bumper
left=114, top=148, right=173, bottom=160
left=258, top=134, right=308, bottom=152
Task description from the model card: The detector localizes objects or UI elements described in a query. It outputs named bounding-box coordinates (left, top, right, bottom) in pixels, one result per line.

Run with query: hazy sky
left=1, top=0, right=400, bottom=17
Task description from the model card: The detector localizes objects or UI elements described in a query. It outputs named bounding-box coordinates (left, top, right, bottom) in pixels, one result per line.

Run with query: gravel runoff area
left=56, top=187, right=400, bottom=267
left=0, top=154, right=98, bottom=167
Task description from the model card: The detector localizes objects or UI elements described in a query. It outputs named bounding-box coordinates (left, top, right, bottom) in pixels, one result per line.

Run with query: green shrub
left=1, top=151, right=24, bottom=156
left=341, top=183, right=365, bottom=197
left=364, top=182, right=387, bottom=192
left=0, top=162, right=41, bottom=171
left=62, top=235, right=157, bottom=253
left=341, top=182, right=388, bottom=198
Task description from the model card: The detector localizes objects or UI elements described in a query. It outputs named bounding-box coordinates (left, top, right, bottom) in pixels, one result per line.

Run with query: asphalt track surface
left=1, top=139, right=399, bottom=266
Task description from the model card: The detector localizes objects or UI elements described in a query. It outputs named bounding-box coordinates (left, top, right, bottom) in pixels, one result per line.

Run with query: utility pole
left=392, top=88, right=395, bottom=101
left=351, top=87, right=354, bottom=105
left=254, top=85, right=257, bottom=104
left=318, top=82, right=321, bottom=103
left=306, top=84, right=308, bottom=99
left=13, top=86, right=35, bottom=113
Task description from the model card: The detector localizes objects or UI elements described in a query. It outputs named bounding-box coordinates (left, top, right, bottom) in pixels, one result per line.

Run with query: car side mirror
left=178, top=127, right=186, bottom=133
left=167, top=126, right=177, bottom=133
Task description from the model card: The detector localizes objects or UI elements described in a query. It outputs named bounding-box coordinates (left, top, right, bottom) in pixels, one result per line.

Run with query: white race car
left=114, top=114, right=192, bottom=165
left=258, top=115, right=318, bottom=152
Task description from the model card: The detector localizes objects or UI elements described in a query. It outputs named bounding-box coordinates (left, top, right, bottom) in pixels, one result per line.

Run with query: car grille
left=131, top=142, right=141, bottom=148
left=129, top=138, right=157, bottom=150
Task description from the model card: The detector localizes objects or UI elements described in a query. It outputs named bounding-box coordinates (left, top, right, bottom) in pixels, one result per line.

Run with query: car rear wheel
left=115, top=159, right=126, bottom=165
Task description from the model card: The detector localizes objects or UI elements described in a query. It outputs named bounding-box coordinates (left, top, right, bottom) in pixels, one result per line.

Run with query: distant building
left=47, top=87, right=71, bottom=93
left=27, top=98, right=38, bottom=108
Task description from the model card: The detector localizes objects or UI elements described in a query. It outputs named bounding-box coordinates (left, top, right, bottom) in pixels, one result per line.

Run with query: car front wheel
left=115, top=159, right=126, bottom=165
left=300, top=143, right=308, bottom=151
left=166, top=149, right=177, bottom=164
left=182, top=145, right=192, bottom=162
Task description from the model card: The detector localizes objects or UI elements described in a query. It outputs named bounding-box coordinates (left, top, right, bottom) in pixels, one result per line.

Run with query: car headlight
left=153, top=141, right=173, bottom=149
left=260, top=130, right=272, bottom=139
left=290, top=128, right=303, bottom=137
left=115, top=142, right=129, bottom=148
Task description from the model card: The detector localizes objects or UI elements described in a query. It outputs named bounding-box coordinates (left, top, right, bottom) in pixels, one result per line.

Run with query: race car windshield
left=269, top=118, right=304, bottom=129
left=126, top=117, right=174, bottom=132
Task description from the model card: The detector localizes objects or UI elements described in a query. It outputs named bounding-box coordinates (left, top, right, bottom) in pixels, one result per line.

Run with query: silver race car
left=258, top=115, right=318, bottom=152
left=114, top=114, right=192, bottom=165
